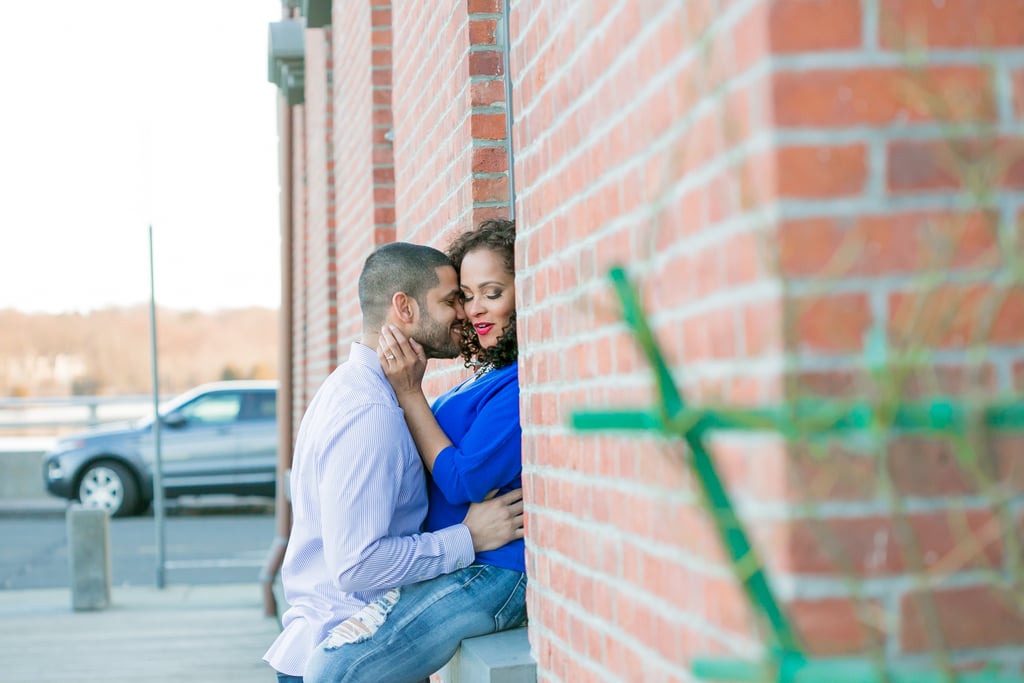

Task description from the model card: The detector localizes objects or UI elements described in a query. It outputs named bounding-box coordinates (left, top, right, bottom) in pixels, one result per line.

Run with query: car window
left=241, top=391, right=277, bottom=422
left=180, top=393, right=242, bottom=426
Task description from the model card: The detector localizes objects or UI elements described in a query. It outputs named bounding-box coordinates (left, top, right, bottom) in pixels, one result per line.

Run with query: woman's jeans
left=303, top=564, right=527, bottom=683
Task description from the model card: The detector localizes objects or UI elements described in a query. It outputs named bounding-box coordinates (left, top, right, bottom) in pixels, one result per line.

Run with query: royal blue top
left=423, top=361, right=525, bottom=573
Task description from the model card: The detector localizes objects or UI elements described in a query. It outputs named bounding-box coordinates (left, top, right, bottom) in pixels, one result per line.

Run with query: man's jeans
left=303, top=564, right=527, bottom=683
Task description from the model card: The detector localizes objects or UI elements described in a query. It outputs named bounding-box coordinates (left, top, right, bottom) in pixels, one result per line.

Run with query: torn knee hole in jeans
left=323, top=588, right=401, bottom=648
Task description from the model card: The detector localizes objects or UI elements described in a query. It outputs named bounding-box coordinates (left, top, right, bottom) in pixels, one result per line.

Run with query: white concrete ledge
left=435, top=628, right=536, bottom=683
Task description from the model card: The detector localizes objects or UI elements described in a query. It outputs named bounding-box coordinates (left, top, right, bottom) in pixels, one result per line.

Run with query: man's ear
left=391, top=292, right=418, bottom=324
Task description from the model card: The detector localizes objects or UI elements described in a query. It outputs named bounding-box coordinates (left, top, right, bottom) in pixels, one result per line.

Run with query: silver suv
left=43, top=380, right=278, bottom=517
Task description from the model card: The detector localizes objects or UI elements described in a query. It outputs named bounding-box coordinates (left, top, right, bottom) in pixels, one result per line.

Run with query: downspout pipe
left=260, top=29, right=296, bottom=620
left=501, top=0, right=516, bottom=220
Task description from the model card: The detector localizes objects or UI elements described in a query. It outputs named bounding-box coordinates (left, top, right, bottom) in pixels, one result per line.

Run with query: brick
left=700, top=574, right=757, bottom=638
left=892, top=363, right=996, bottom=399
left=468, top=0, right=499, bottom=12
left=469, top=18, right=497, bottom=45
left=769, top=0, right=862, bottom=53
left=887, top=435, right=990, bottom=498
left=371, top=47, right=392, bottom=67
left=371, top=28, right=391, bottom=47
left=887, top=138, right=1024, bottom=193
left=790, top=597, right=884, bottom=656
left=889, top=284, right=1024, bottom=348
left=371, top=67, right=392, bottom=87
left=785, top=509, right=1002, bottom=576
left=789, top=292, right=872, bottom=353
left=774, top=67, right=996, bottom=127
left=777, top=144, right=867, bottom=198
left=471, top=112, right=506, bottom=139
left=470, top=78, right=505, bottom=106
left=371, top=8, right=391, bottom=28
left=471, top=145, right=508, bottom=173
left=784, top=441, right=878, bottom=502
left=743, top=299, right=784, bottom=357
left=469, top=49, right=503, bottom=77
left=778, top=211, right=1001, bottom=278
left=901, top=584, right=1024, bottom=652
left=880, top=0, right=1024, bottom=49
left=996, top=434, right=1024, bottom=492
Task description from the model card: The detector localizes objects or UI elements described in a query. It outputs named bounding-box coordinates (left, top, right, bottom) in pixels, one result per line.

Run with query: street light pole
left=147, top=225, right=166, bottom=589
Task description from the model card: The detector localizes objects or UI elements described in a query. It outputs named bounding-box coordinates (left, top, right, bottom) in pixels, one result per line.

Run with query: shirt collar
left=349, top=341, right=384, bottom=374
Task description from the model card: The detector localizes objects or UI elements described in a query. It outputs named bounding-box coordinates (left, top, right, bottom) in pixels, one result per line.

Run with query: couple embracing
left=264, top=219, right=527, bottom=683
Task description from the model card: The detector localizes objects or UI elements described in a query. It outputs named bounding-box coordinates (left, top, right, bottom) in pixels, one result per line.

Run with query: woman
left=304, top=218, right=526, bottom=683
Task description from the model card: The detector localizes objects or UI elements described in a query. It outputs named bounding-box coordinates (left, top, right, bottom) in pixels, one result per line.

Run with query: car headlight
left=46, top=460, right=65, bottom=480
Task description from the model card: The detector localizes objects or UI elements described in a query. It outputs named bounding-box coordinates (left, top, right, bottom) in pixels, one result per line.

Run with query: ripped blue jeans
left=303, top=564, right=527, bottom=683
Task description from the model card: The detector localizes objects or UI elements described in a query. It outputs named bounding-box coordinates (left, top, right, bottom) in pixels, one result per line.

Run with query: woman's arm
left=428, top=387, right=521, bottom=503
left=377, top=325, right=453, bottom=473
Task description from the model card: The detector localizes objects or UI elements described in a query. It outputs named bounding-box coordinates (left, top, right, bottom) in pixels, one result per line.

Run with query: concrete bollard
left=66, top=504, right=111, bottom=611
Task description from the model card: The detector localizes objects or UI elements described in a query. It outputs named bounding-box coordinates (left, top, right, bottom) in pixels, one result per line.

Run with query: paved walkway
left=0, top=582, right=281, bottom=683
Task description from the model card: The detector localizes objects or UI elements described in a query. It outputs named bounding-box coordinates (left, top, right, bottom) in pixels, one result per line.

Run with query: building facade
left=267, top=1, right=1024, bottom=680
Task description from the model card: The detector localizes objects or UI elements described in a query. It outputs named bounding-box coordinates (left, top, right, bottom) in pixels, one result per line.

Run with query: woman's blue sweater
left=423, top=361, right=524, bottom=573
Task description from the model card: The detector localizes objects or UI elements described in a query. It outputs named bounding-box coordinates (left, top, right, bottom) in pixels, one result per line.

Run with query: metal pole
left=148, top=225, right=166, bottom=589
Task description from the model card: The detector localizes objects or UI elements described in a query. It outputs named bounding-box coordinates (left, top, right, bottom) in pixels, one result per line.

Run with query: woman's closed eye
left=463, top=290, right=503, bottom=303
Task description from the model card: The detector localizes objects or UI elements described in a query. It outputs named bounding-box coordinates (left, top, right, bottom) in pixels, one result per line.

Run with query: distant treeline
left=0, top=306, right=279, bottom=397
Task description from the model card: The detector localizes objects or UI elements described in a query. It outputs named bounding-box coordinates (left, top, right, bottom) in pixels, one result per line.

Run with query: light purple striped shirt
left=263, top=342, right=475, bottom=676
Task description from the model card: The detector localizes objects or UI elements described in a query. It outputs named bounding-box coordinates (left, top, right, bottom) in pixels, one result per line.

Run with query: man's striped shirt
left=263, top=342, right=474, bottom=677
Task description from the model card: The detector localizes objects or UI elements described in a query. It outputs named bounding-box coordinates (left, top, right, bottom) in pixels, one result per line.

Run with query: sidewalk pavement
left=0, top=582, right=281, bottom=683
left=0, top=496, right=275, bottom=519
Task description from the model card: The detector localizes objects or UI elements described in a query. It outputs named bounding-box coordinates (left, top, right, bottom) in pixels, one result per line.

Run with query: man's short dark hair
left=358, top=242, right=453, bottom=327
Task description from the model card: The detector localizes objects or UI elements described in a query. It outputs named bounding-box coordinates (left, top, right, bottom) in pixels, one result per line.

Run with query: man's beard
left=413, top=314, right=461, bottom=359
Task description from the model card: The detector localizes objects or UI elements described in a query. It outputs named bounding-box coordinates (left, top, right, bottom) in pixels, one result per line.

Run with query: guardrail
left=0, top=395, right=172, bottom=434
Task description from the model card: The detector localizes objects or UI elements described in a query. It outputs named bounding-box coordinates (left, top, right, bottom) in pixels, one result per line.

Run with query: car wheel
left=77, top=461, right=140, bottom=518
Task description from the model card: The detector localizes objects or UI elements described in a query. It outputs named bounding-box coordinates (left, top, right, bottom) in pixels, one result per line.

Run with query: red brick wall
left=280, top=0, right=1024, bottom=679
left=303, top=28, right=338, bottom=387
left=771, top=0, right=1024, bottom=666
left=330, top=1, right=395, bottom=350
left=391, top=0, right=512, bottom=244
left=511, top=2, right=779, bottom=679
left=391, top=1, right=474, bottom=244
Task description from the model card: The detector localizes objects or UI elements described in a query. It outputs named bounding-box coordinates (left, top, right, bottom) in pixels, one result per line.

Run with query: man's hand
left=462, top=488, right=524, bottom=553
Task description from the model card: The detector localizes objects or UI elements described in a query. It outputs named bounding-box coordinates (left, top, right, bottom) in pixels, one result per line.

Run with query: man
left=264, top=243, right=524, bottom=681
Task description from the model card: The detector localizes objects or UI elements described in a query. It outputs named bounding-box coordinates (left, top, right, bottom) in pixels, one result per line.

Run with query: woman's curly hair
left=447, top=218, right=517, bottom=369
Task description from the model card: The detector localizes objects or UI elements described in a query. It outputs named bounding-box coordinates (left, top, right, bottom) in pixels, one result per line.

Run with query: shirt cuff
left=436, top=523, right=475, bottom=572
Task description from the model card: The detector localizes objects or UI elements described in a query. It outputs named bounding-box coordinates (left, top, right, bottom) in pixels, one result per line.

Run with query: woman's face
left=458, top=247, right=515, bottom=351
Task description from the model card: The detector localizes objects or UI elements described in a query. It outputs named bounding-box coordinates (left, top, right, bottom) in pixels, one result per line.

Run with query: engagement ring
left=385, top=354, right=395, bottom=361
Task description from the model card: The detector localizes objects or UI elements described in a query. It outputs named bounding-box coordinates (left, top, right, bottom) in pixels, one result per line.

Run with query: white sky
left=0, top=0, right=283, bottom=313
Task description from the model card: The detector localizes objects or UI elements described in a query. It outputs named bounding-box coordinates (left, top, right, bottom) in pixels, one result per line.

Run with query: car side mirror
left=163, top=411, right=187, bottom=428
